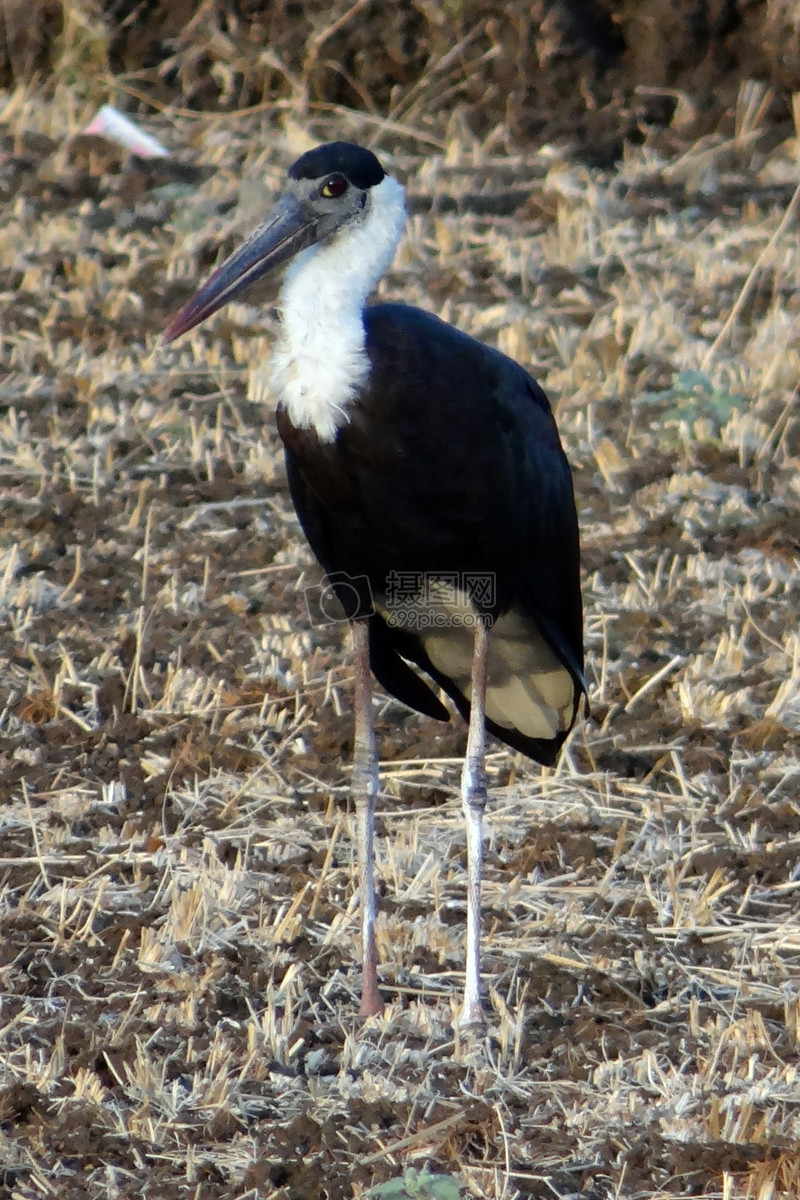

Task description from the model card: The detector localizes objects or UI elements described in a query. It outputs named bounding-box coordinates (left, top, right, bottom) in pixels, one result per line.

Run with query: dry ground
left=1, top=79, right=800, bottom=1199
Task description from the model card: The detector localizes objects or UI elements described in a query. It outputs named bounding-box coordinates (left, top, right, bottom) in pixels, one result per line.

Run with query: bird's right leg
left=459, top=615, right=490, bottom=1028
left=351, top=618, right=382, bottom=1016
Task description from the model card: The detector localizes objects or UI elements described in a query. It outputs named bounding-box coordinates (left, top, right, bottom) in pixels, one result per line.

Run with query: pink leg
left=351, top=619, right=382, bottom=1017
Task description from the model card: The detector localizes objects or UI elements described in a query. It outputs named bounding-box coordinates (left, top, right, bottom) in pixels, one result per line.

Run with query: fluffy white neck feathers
left=271, top=175, right=406, bottom=442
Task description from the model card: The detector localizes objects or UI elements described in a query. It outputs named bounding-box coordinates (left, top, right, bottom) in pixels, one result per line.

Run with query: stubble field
left=1, top=44, right=800, bottom=1200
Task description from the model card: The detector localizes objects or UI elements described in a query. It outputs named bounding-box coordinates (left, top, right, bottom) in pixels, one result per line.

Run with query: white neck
left=271, top=175, right=406, bottom=442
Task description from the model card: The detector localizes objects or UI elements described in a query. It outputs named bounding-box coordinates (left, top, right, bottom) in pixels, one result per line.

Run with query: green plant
left=639, top=369, right=748, bottom=430
left=369, top=1167, right=464, bottom=1200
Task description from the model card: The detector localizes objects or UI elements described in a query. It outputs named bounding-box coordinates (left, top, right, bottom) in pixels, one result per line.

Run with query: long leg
left=351, top=618, right=382, bottom=1017
left=459, top=616, right=490, bottom=1027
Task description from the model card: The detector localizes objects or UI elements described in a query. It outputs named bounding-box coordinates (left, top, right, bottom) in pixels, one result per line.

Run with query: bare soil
left=1, top=6, right=800, bottom=1199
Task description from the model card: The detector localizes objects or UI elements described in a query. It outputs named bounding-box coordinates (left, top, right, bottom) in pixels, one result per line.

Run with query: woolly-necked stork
left=164, top=142, right=585, bottom=1026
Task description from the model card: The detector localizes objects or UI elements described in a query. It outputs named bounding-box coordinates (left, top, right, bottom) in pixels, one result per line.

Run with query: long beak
left=163, top=194, right=317, bottom=342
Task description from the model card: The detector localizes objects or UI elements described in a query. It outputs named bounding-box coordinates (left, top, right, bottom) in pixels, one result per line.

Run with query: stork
left=164, top=142, right=585, bottom=1026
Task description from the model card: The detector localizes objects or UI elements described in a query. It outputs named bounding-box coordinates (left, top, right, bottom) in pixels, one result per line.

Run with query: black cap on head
left=288, top=142, right=385, bottom=189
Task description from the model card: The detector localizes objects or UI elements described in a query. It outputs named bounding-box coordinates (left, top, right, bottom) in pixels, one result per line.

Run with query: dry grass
left=1, top=70, right=800, bottom=1200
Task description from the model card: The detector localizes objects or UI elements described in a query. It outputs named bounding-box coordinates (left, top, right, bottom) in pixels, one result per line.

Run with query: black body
left=277, top=302, right=584, bottom=765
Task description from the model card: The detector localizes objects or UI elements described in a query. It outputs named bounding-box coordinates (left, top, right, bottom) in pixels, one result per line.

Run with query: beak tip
left=162, top=311, right=192, bottom=344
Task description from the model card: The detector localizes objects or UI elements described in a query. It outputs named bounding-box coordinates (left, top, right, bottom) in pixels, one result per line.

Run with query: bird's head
left=164, top=142, right=396, bottom=342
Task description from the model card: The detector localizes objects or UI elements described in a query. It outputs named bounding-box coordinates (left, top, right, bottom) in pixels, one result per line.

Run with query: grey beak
left=163, top=194, right=317, bottom=342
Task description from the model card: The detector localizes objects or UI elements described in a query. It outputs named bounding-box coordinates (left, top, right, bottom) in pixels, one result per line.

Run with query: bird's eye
left=320, top=174, right=348, bottom=199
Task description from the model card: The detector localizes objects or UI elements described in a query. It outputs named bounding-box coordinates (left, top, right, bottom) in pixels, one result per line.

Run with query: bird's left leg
left=459, top=615, right=490, bottom=1028
left=351, top=618, right=382, bottom=1017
